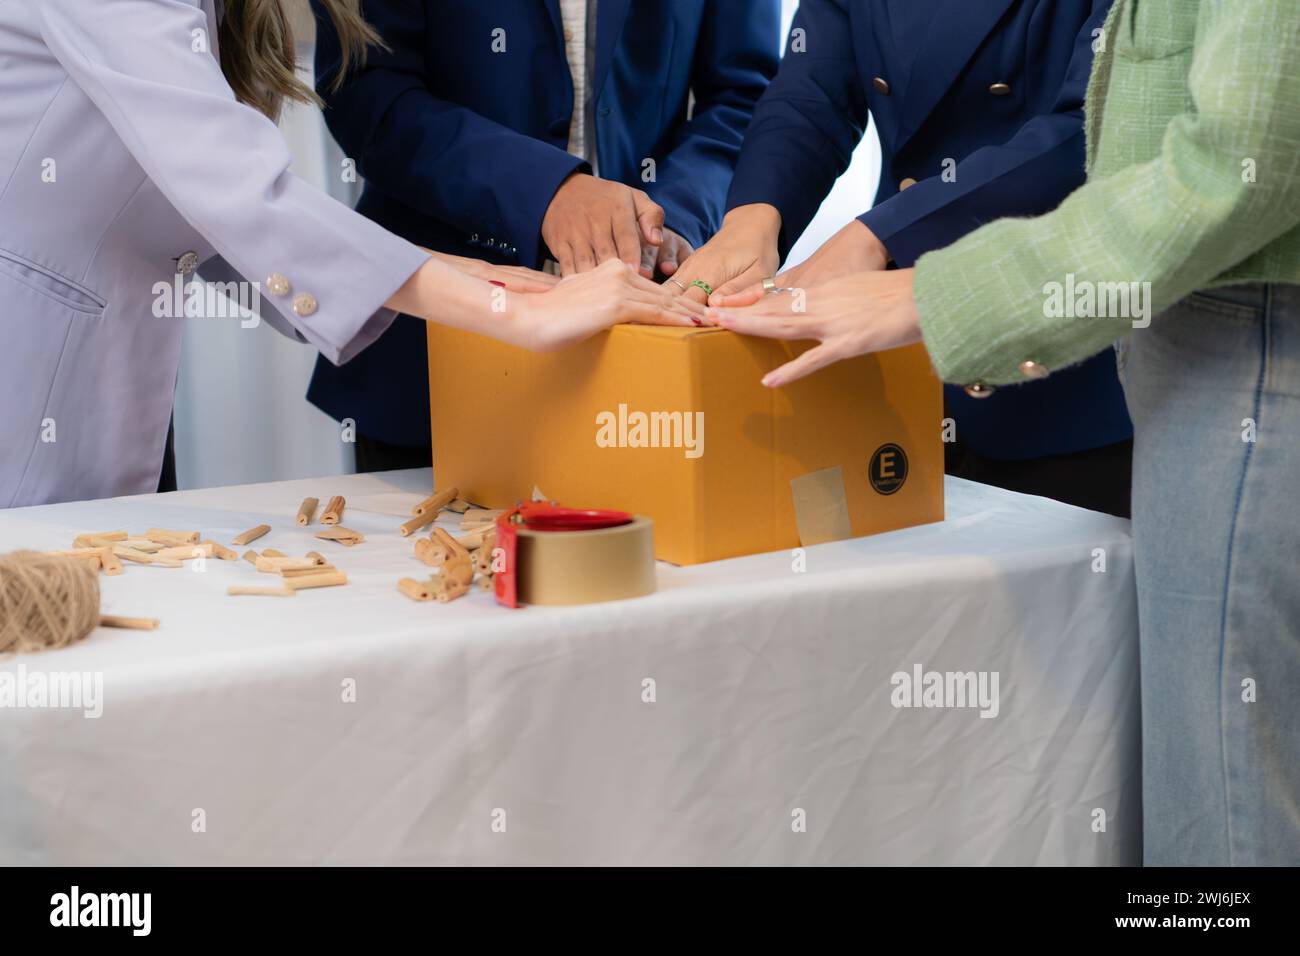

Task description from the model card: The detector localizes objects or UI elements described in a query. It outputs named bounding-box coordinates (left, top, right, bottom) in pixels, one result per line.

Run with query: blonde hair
left=218, top=0, right=382, bottom=120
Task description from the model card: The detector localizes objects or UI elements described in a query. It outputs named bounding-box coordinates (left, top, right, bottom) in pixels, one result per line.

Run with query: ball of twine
left=0, top=551, right=100, bottom=655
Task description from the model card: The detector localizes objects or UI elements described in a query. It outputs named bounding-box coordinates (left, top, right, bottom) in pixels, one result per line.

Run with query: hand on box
left=666, top=204, right=781, bottom=305
left=719, top=219, right=890, bottom=308
left=427, top=250, right=559, bottom=292
left=542, top=173, right=664, bottom=278
left=643, top=227, right=694, bottom=281
left=707, top=269, right=922, bottom=388
left=517, top=259, right=709, bottom=352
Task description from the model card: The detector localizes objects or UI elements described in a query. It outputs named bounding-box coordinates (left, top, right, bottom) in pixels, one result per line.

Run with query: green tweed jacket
left=913, top=0, right=1300, bottom=386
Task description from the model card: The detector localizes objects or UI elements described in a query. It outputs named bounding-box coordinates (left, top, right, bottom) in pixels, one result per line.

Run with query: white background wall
left=172, top=0, right=881, bottom=490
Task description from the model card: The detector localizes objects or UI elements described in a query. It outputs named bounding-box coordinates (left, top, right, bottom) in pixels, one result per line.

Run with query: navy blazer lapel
left=894, top=0, right=1019, bottom=151
left=593, top=0, right=632, bottom=104
left=542, top=0, right=564, bottom=45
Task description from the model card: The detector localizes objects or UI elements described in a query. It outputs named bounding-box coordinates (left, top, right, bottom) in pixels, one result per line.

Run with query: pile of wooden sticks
left=398, top=488, right=503, bottom=604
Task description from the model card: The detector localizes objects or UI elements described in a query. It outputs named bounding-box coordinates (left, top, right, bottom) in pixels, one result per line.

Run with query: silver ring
left=667, top=278, right=689, bottom=294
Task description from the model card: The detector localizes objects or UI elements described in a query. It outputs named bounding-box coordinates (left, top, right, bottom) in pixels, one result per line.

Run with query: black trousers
left=157, top=416, right=178, bottom=493
left=945, top=438, right=1133, bottom=519
left=353, top=433, right=433, bottom=474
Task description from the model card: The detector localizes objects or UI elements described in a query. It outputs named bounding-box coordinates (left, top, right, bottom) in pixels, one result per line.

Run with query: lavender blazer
left=0, top=0, right=429, bottom=507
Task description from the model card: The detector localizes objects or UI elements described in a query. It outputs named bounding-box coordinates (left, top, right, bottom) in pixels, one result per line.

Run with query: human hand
left=644, top=227, right=694, bottom=280
left=428, top=250, right=559, bottom=293
left=514, top=259, right=710, bottom=352
left=710, top=220, right=890, bottom=309
left=542, top=173, right=664, bottom=277
left=707, top=268, right=922, bottom=387
left=666, top=203, right=781, bottom=304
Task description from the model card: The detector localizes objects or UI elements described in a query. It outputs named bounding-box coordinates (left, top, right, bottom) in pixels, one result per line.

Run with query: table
left=0, top=471, right=1140, bottom=865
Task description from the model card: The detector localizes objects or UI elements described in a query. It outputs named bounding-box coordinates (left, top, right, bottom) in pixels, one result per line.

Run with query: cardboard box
left=427, top=324, right=944, bottom=565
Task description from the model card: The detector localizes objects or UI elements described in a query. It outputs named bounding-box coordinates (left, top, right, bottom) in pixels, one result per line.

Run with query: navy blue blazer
left=308, top=0, right=780, bottom=447
left=727, top=0, right=1132, bottom=461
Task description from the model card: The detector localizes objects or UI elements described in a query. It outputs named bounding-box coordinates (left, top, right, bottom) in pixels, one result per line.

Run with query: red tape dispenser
left=494, top=503, right=656, bottom=608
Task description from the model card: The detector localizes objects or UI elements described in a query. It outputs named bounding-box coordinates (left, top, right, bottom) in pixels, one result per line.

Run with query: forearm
left=387, top=257, right=521, bottom=340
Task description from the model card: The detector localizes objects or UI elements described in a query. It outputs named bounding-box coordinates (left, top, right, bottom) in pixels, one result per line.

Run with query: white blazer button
left=266, top=273, right=290, bottom=296
left=964, top=381, right=996, bottom=399
left=1018, top=360, right=1050, bottom=379
left=176, top=251, right=199, bottom=275
left=293, top=293, right=318, bottom=317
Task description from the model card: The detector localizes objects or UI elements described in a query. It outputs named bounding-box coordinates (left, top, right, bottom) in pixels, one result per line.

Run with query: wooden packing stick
left=435, top=576, right=471, bottom=604
left=119, top=538, right=163, bottom=552
left=412, top=487, right=459, bottom=517
left=205, top=540, right=238, bottom=561
left=44, top=547, right=108, bottom=559
left=146, top=528, right=201, bottom=545
left=473, top=548, right=492, bottom=575
left=399, top=509, right=438, bottom=538
left=231, top=524, right=270, bottom=546
left=75, top=531, right=128, bottom=548
left=281, top=564, right=337, bottom=579
left=315, top=527, right=364, bottom=546
left=154, top=542, right=215, bottom=561
left=113, top=546, right=158, bottom=565
left=460, top=509, right=504, bottom=528
left=320, top=496, right=346, bottom=526
left=476, top=573, right=494, bottom=592
left=414, top=538, right=440, bottom=567
left=296, top=497, right=319, bottom=526
left=454, top=528, right=488, bottom=551
left=98, top=549, right=124, bottom=576
left=137, top=555, right=183, bottom=569
left=99, top=615, right=160, bottom=630
left=306, top=551, right=328, bottom=565
left=398, top=577, right=433, bottom=602
left=442, top=554, right=474, bottom=588
left=261, top=548, right=287, bottom=558
left=255, top=556, right=320, bottom=573
left=285, top=570, right=349, bottom=591
left=446, top=498, right=472, bottom=514
left=242, top=549, right=260, bottom=566
left=227, top=585, right=296, bottom=597
left=430, top=527, right=469, bottom=560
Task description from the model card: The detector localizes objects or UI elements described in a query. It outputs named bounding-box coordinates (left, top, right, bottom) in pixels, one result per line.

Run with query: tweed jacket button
left=964, top=381, right=996, bottom=399
left=900, top=177, right=918, bottom=190
left=175, top=251, right=199, bottom=275
left=1018, top=360, right=1050, bottom=379
left=872, top=76, right=891, bottom=95
left=265, top=273, right=290, bottom=297
left=988, top=82, right=1012, bottom=96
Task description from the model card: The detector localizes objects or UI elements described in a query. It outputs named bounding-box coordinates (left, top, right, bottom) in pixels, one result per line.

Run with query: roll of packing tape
left=514, top=516, right=656, bottom=606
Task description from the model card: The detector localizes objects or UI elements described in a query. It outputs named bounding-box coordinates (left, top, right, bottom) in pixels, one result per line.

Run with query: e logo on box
left=869, top=443, right=908, bottom=495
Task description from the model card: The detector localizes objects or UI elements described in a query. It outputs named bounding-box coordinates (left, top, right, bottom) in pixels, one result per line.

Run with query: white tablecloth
left=0, top=471, right=1139, bottom=865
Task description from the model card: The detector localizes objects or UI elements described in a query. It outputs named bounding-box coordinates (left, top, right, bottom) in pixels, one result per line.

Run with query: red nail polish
left=691, top=317, right=703, bottom=327
left=489, top=280, right=506, bottom=288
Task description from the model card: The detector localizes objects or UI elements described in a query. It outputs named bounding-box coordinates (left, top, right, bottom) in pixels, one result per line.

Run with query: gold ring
left=762, top=277, right=778, bottom=293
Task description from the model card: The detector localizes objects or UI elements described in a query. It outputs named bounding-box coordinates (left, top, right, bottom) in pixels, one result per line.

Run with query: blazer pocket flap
left=0, top=249, right=107, bottom=313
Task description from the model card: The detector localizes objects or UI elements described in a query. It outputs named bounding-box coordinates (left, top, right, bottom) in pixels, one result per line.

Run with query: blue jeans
left=1117, top=283, right=1300, bottom=865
